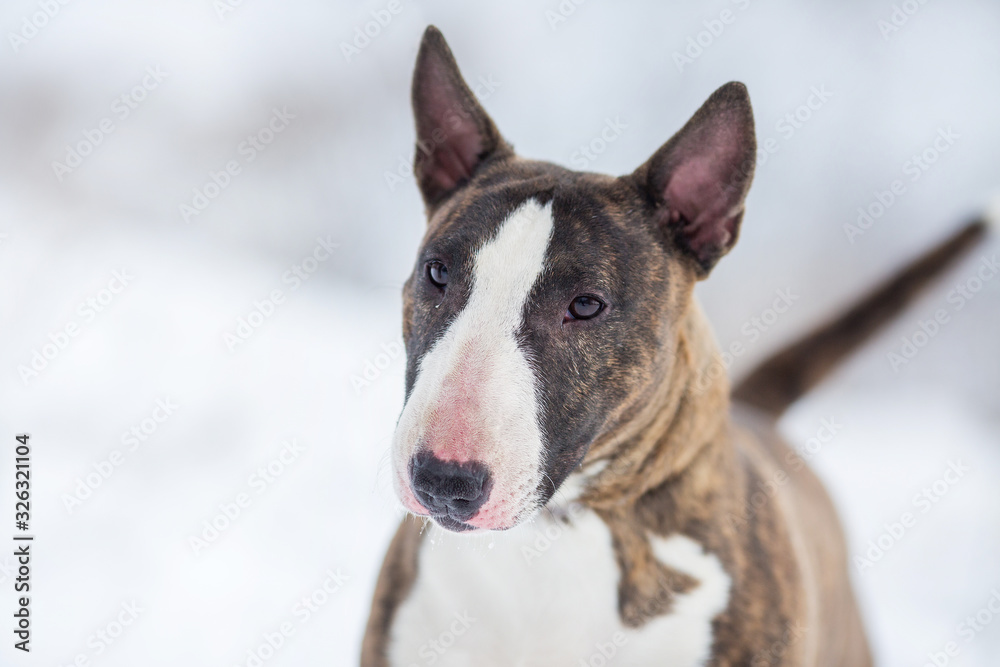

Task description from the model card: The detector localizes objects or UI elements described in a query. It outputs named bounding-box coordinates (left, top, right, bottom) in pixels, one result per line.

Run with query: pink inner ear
left=640, top=82, right=754, bottom=271
left=426, top=127, right=483, bottom=193
left=665, top=157, right=738, bottom=255
left=416, top=55, right=488, bottom=195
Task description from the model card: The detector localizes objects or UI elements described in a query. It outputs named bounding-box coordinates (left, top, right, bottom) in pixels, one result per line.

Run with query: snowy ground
left=0, top=1, right=999, bottom=665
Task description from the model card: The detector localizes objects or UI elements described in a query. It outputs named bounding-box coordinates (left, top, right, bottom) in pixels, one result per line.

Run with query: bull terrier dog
left=361, top=25, right=988, bottom=666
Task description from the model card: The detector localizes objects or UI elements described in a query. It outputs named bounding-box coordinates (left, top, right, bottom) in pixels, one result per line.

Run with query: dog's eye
left=567, top=295, right=604, bottom=321
left=427, top=261, right=448, bottom=288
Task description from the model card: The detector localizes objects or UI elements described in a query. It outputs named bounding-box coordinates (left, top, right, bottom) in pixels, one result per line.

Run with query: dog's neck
left=580, top=297, right=735, bottom=518
left=569, top=298, right=741, bottom=626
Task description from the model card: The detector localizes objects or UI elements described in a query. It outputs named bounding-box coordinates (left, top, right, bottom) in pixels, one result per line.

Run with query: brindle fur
left=361, top=25, right=984, bottom=667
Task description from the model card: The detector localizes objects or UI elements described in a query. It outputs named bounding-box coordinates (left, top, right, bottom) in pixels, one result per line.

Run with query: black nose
left=409, top=452, right=492, bottom=523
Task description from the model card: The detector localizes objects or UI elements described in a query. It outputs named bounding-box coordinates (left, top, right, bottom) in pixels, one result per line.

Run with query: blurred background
left=0, top=0, right=998, bottom=665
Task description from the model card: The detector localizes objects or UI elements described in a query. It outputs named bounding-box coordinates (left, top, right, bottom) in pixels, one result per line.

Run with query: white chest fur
left=388, top=507, right=731, bottom=667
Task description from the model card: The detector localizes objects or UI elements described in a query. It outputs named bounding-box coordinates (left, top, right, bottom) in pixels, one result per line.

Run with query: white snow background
left=0, top=0, right=999, bottom=665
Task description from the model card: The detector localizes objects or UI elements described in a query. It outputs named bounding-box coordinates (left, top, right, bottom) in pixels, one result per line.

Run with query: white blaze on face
left=393, top=199, right=555, bottom=530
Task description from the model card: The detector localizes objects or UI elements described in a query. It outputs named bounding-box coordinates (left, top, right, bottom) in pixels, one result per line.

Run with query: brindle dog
left=360, top=26, right=986, bottom=667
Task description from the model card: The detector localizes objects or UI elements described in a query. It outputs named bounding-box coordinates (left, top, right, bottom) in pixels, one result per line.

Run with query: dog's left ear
left=411, top=26, right=512, bottom=212
left=632, top=82, right=756, bottom=277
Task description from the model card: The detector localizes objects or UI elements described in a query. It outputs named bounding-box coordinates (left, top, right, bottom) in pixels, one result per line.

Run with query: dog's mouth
left=402, top=493, right=485, bottom=533
left=430, top=514, right=477, bottom=532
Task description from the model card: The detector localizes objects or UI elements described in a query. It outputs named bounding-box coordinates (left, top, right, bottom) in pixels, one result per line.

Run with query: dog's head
left=391, top=27, right=756, bottom=532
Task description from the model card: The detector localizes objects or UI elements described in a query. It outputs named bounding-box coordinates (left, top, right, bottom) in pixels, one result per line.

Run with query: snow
left=0, top=1, right=998, bottom=665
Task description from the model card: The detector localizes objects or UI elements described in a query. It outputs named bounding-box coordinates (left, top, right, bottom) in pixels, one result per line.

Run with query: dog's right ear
left=411, top=26, right=512, bottom=212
